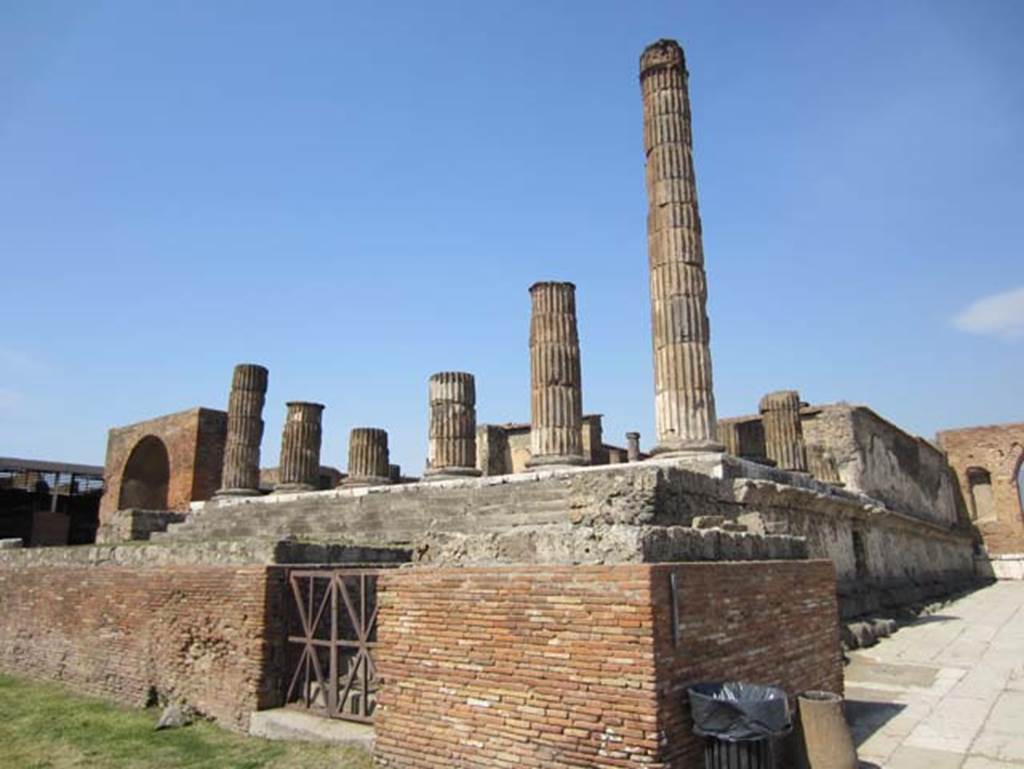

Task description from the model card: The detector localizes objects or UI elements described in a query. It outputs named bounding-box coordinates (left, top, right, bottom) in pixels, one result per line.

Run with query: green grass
left=0, top=674, right=374, bottom=769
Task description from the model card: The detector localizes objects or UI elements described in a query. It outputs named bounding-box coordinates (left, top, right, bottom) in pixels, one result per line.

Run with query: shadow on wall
left=117, top=436, right=170, bottom=510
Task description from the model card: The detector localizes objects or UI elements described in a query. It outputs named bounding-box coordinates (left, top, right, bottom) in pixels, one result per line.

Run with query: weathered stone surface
left=760, top=390, right=808, bottom=472
left=217, top=364, right=268, bottom=497
left=343, top=428, right=390, bottom=487
left=152, top=455, right=977, bottom=612
left=641, top=39, right=721, bottom=454
left=0, top=538, right=23, bottom=549
left=155, top=704, right=193, bottom=730
left=0, top=539, right=411, bottom=568
left=275, top=402, right=324, bottom=492
left=248, top=708, right=375, bottom=748
left=95, top=509, right=188, bottom=543
left=476, top=424, right=511, bottom=476
left=526, top=282, right=585, bottom=467
left=807, top=444, right=843, bottom=485
left=803, top=403, right=962, bottom=526
left=425, top=372, right=480, bottom=479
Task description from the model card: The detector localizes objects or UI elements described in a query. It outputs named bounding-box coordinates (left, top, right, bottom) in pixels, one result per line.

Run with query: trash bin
left=687, top=682, right=792, bottom=769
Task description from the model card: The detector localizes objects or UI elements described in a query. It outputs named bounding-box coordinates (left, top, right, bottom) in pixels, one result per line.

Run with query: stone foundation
left=159, top=456, right=977, bottom=616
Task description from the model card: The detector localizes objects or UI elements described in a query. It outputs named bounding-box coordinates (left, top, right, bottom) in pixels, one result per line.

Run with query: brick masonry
left=0, top=564, right=287, bottom=730
left=937, top=423, right=1024, bottom=555
left=99, top=407, right=227, bottom=525
left=373, top=560, right=841, bottom=768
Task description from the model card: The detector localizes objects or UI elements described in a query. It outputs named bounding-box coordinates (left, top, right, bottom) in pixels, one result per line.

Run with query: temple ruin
left=0, top=37, right=1011, bottom=769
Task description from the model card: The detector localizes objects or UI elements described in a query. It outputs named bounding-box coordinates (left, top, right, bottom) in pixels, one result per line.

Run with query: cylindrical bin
left=687, top=682, right=793, bottom=769
left=795, top=690, right=857, bottom=769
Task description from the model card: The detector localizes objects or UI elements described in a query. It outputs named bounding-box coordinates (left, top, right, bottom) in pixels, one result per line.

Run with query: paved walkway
left=846, top=581, right=1024, bottom=768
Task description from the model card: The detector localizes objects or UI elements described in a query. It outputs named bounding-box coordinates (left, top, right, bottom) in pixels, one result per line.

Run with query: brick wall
left=374, top=561, right=841, bottom=769
left=0, top=565, right=286, bottom=729
left=937, top=423, right=1024, bottom=554
left=651, top=561, right=843, bottom=768
left=99, top=407, right=227, bottom=525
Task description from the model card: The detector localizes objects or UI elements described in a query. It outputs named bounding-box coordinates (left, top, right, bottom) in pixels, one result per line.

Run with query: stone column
left=641, top=39, right=722, bottom=454
left=759, top=390, right=808, bottom=472
left=626, top=432, right=641, bottom=462
left=425, top=371, right=481, bottom=479
left=275, top=401, right=324, bottom=492
left=343, top=427, right=390, bottom=486
left=217, top=363, right=268, bottom=496
left=526, top=282, right=585, bottom=468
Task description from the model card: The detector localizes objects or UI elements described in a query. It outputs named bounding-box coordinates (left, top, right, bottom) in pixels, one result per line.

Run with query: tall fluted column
left=217, top=363, right=268, bottom=496
left=275, top=401, right=324, bottom=492
left=641, top=39, right=722, bottom=454
left=760, top=390, right=808, bottom=472
left=626, top=432, right=641, bottom=462
left=526, top=282, right=585, bottom=468
left=342, top=427, right=391, bottom=487
left=425, top=372, right=481, bottom=479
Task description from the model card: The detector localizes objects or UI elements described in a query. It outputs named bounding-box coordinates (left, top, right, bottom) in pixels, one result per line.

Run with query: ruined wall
left=483, top=415, right=610, bottom=473
left=718, top=415, right=769, bottom=463
left=733, top=480, right=975, bottom=617
left=374, top=561, right=842, bottom=769
left=719, top=404, right=962, bottom=527
left=0, top=564, right=286, bottom=729
left=161, top=458, right=976, bottom=616
left=800, top=404, right=959, bottom=526
left=99, top=408, right=227, bottom=525
left=937, top=423, right=1024, bottom=555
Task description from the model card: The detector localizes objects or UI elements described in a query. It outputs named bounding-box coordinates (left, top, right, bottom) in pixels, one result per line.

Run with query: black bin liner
left=687, top=682, right=792, bottom=741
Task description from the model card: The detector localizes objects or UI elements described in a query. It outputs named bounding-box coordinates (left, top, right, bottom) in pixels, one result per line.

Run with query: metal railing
left=284, top=568, right=383, bottom=723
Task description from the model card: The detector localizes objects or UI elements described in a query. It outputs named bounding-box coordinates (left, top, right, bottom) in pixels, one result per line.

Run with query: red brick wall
left=651, top=561, right=843, bottom=768
left=374, top=561, right=841, bottom=769
left=99, top=407, right=227, bottom=524
left=0, top=565, right=286, bottom=730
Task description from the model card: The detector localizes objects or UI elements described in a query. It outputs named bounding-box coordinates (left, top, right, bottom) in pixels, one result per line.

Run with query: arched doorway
left=966, top=467, right=995, bottom=521
left=118, top=436, right=170, bottom=510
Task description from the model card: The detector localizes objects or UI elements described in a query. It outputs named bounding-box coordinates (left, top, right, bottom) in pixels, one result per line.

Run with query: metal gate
left=284, top=569, right=381, bottom=723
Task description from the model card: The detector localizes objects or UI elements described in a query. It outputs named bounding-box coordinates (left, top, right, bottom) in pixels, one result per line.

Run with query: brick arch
left=117, top=435, right=171, bottom=510
left=99, top=408, right=228, bottom=525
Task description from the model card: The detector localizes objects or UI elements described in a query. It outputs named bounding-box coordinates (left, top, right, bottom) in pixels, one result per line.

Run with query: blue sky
left=1, top=1, right=1022, bottom=473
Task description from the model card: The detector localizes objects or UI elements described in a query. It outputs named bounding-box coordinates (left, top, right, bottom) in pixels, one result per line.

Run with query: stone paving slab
left=846, top=581, right=1024, bottom=768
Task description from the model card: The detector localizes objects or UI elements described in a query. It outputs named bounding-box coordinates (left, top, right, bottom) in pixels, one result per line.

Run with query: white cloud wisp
left=952, top=286, right=1024, bottom=340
